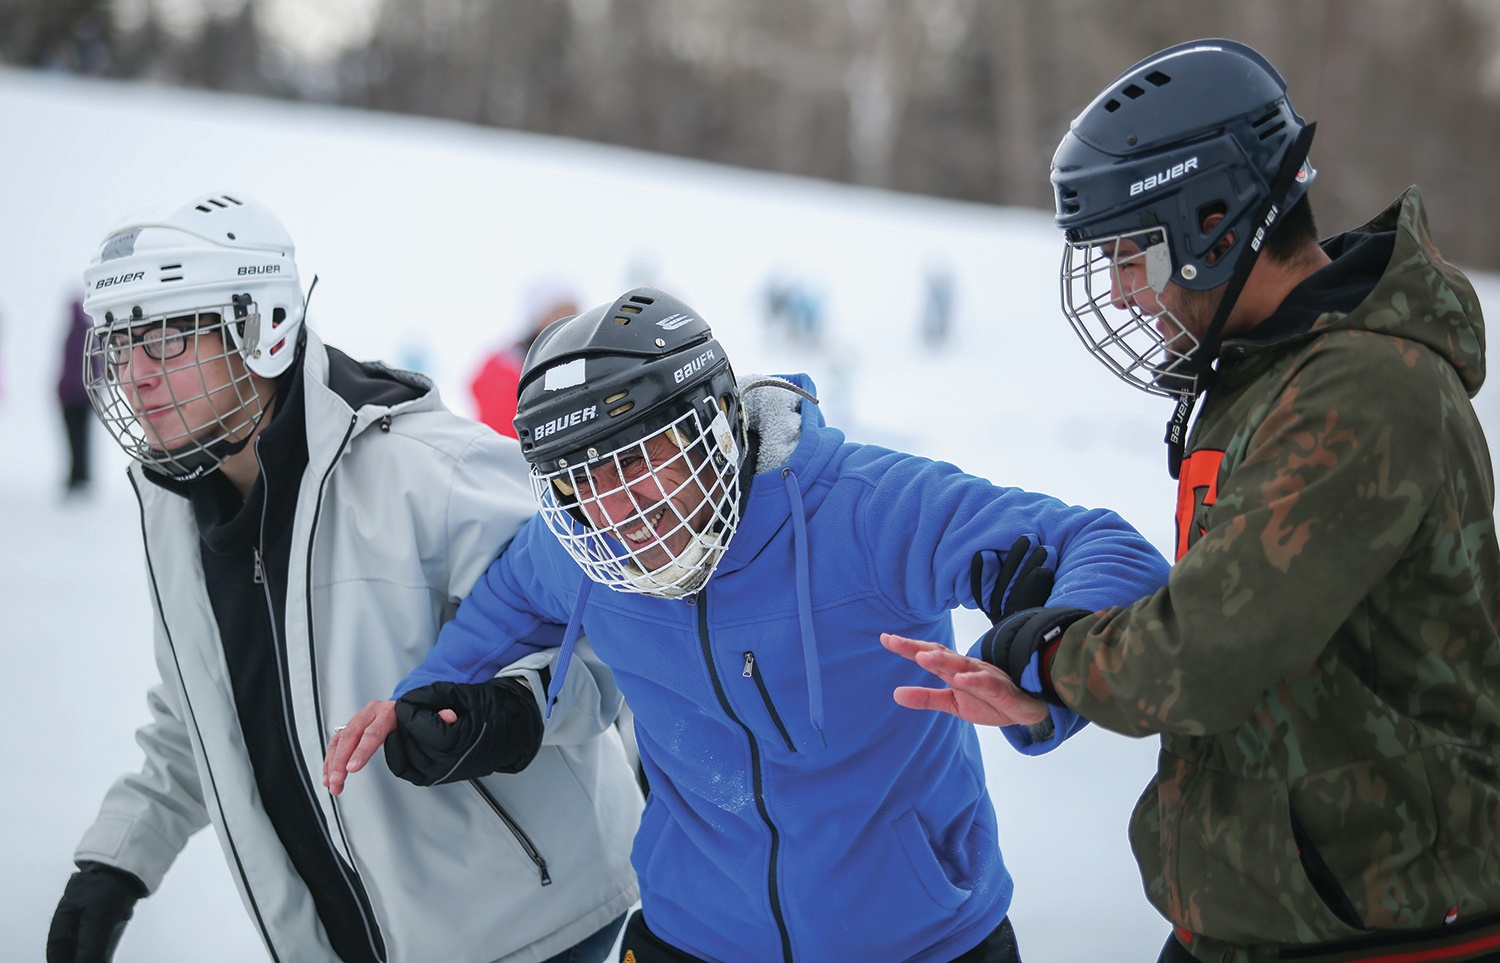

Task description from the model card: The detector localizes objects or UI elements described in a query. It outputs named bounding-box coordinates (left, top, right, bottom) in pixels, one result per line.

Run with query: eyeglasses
left=103, top=321, right=197, bottom=367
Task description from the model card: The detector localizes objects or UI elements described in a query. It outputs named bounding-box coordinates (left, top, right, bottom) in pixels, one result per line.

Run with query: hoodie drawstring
left=781, top=466, right=826, bottom=744
left=543, top=579, right=594, bottom=718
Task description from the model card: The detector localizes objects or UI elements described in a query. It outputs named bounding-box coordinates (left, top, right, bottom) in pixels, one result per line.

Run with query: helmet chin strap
left=621, top=528, right=726, bottom=598
left=148, top=427, right=259, bottom=482
left=1164, top=121, right=1317, bottom=479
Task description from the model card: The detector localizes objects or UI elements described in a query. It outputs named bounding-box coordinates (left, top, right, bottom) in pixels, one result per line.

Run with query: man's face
left=1105, top=236, right=1222, bottom=355
left=571, top=430, right=717, bottom=572
left=105, top=314, right=254, bottom=452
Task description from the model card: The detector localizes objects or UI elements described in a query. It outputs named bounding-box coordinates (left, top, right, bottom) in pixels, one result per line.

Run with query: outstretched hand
left=881, top=633, right=1049, bottom=728
left=323, top=699, right=457, bottom=796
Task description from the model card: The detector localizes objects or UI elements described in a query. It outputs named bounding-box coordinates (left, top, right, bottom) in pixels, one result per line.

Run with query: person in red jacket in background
left=470, top=279, right=580, bottom=437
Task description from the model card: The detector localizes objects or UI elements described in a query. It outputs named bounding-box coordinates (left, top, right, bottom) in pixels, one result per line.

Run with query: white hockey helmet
left=81, top=193, right=306, bottom=479
left=82, top=192, right=305, bottom=378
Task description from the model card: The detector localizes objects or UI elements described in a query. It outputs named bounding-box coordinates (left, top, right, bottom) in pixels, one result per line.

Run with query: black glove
left=968, top=606, right=1091, bottom=704
left=384, top=678, right=544, bottom=786
left=971, top=536, right=1055, bottom=625
left=47, top=861, right=148, bottom=963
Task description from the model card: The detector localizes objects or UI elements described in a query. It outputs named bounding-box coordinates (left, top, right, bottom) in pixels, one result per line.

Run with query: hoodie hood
left=1308, top=187, right=1485, bottom=397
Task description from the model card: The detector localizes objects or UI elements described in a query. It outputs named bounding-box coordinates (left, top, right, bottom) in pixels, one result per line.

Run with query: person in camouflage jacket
left=884, top=39, right=1500, bottom=963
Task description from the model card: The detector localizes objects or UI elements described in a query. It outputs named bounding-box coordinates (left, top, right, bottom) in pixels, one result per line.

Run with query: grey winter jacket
left=73, top=330, right=642, bottom=963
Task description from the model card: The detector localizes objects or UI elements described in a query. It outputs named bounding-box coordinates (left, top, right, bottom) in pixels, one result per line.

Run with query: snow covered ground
left=2, top=67, right=1497, bottom=962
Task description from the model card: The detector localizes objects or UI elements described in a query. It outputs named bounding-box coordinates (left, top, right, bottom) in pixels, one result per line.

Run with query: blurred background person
left=469, top=277, right=580, bottom=437
left=57, top=294, right=92, bottom=497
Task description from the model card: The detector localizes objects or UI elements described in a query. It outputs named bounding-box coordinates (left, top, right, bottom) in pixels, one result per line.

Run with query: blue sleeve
left=394, top=516, right=579, bottom=698
left=996, top=652, right=1089, bottom=755
left=854, top=449, right=1170, bottom=620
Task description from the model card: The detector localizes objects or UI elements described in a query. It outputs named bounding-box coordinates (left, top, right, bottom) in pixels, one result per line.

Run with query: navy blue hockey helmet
left=1052, top=38, right=1315, bottom=293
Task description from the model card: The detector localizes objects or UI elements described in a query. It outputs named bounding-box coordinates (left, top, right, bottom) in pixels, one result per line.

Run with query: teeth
left=621, top=508, right=664, bottom=543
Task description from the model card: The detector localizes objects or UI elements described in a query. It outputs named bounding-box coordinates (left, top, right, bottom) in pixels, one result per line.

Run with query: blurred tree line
left=6, top=0, right=1499, bottom=268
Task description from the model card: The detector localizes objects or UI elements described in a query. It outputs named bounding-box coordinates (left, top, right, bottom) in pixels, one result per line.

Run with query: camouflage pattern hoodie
left=1050, top=188, right=1500, bottom=962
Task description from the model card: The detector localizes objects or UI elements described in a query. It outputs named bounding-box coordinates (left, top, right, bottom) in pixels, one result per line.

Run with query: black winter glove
left=968, top=605, right=1092, bottom=705
left=384, top=678, right=544, bottom=787
left=971, top=536, right=1055, bottom=625
left=47, top=861, right=148, bottom=963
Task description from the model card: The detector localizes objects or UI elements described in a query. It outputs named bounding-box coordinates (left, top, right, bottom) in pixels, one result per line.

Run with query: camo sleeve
left=1047, top=331, right=1455, bottom=736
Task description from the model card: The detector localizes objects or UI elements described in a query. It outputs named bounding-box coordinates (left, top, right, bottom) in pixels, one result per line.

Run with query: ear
left=1200, top=211, right=1236, bottom=266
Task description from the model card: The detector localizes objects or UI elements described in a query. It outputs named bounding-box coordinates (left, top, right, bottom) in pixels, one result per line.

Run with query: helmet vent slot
left=1121, top=82, right=1146, bottom=100
left=629, top=294, right=655, bottom=305
left=1252, top=108, right=1281, bottom=128
left=1144, top=70, right=1171, bottom=87
left=608, top=400, right=635, bottom=417
left=1104, top=98, right=1121, bottom=113
left=194, top=195, right=244, bottom=214
left=160, top=263, right=184, bottom=283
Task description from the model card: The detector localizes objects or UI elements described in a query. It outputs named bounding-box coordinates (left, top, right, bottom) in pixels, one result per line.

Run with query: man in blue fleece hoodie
left=325, top=287, right=1169, bottom=963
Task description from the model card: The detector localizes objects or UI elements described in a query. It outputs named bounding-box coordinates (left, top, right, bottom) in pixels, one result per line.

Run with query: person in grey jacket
left=45, top=192, right=642, bottom=963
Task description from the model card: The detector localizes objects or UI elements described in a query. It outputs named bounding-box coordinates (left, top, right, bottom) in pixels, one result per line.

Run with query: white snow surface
left=3, top=68, right=1498, bottom=962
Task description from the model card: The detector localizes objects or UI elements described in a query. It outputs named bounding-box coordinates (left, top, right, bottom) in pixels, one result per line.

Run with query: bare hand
left=323, top=701, right=460, bottom=796
left=881, top=633, right=1049, bottom=728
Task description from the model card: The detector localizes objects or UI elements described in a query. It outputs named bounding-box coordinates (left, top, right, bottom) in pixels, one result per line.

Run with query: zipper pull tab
left=253, top=547, right=265, bottom=585
left=742, top=652, right=754, bottom=678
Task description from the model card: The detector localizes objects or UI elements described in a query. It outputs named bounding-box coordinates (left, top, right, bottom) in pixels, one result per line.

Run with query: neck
left=218, top=390, right=278, bottom=500
left=1227, top=244, right=1333, bottom=338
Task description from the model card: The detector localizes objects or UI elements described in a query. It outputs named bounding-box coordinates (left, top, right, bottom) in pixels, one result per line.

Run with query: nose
left=115, top=346, right=169, bottom=405
left=1109, top=269, right=1133, bottom=312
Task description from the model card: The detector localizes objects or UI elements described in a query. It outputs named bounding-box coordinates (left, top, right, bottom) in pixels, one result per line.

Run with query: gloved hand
left=47, top=861, right=148, bottom=963
left=968, top=605, right=1091, bottom=703
left=971, top=536, right=1055, bottom=625
left=385, top=678, right=544, bottom=786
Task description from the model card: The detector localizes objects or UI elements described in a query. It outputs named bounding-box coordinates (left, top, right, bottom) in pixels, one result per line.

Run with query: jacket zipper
left=697, top=596, right=794, bottom=963
left=257, top=436, right=387, bottom=962
left=471, top=781, right=552, bottom=885
left=131, top=472, right=286, bottom=962
left=742, top=653, right=797, bottom=752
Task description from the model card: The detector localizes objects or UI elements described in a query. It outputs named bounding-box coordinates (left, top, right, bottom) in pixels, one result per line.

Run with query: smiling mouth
left=617, top=507, right=666, bottom=544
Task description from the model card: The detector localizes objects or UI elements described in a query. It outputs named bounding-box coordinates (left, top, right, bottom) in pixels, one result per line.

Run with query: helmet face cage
left=85, top=305, right=268, bottom=479
left=1060, top=226, right=1202, bottom=399
left=531, top=403, right=742, bottom=599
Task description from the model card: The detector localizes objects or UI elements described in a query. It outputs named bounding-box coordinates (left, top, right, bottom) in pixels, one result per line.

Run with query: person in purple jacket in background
left=58, top=295, right=94, bottom=496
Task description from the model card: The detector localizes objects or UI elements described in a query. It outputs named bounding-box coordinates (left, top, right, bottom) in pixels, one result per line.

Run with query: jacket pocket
left=893, top=808, right=968, bottom=910
left=1288, top=809, right=1365, bottom=931
left=470, top=780, right=551, bottom=885
left=1137, top=751, right=1368, bottom=945
left=741, top=651, right=796, bottom=752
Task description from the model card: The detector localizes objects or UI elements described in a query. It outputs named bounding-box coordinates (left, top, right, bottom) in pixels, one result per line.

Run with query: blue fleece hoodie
left=398, top=375, right=1169, bottom=963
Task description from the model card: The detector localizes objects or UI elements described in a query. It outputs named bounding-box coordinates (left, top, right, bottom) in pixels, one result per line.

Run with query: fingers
left=880, top=632, right=950, bottom=662
left=884, top=632, right=1049, bottom=727
left=323, top=700, right=397, bottom=796
left=892, top=683, right=961, bottom=716
left=947, top=666, right=1050, bottom=726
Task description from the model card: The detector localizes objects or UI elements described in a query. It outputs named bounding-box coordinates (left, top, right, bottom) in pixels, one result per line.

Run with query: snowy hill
left=2, top=68, right=1497, bottom=962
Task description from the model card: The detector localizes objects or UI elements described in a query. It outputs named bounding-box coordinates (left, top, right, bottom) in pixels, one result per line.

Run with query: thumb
left=438, top=708, right=458, bottom=724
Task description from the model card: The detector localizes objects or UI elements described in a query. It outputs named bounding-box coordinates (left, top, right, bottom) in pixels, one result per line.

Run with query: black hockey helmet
left=514, top=287, right=743, bottom=474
